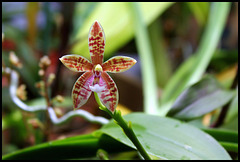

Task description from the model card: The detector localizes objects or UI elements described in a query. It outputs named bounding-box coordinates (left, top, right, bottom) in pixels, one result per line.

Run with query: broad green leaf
left=2, top=134, right=133, bottom=160
left=71, top=2, right=173, bottom=59
left=167, top=75, right=235, bottom=120
left=159, top=2, right=231, bottom=116
left=2, top=136, right=99, bottom=160
left=97, top=113, right=231, bottom=160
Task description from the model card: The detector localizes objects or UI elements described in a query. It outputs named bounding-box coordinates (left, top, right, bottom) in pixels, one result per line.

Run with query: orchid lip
left=89, top=84, right=104, bottom=92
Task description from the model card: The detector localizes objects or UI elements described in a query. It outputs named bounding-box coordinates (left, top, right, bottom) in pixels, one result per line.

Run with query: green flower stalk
left=94, top=92, right=151, bottom=160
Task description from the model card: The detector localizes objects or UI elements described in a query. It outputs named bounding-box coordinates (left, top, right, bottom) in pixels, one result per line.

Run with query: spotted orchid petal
left=72, top=71, right=94, bottom=109
left=60, top=55, right=93, bottom=72
left=97, top=72, right=118, bottom=113
left=102, top=56, right=137, bottom=73
left=88, top=20, right=105, bottom=65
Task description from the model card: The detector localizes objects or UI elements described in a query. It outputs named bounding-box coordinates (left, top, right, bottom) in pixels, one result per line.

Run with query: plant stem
left=40, top=70, right=52, bottom=140
left=94, top=92, right=151, bottom=160
left=96, top=149, right=109, bottom=160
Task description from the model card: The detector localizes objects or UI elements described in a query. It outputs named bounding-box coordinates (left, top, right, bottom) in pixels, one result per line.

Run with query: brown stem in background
left=46, top=2, right=75, bottom=140
left=43, top=76, right=51, bottom=107
left=51, top=2, right=75, bottom=97
left=210, top=66, right=238, bottom=128
left=40, top=71, right=53, bottom=140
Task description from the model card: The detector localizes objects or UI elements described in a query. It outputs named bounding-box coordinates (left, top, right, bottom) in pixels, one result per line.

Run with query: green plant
left=2, top=2, right=238, bottom=160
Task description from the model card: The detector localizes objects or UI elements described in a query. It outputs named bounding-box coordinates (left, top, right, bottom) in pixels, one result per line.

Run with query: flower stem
left=94, top=92, right=151, bottom=160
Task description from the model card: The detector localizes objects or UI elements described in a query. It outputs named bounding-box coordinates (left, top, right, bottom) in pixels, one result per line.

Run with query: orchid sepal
left=60, top=55, right=93, bottom=72
left=102, top=56, right=137, bottom=73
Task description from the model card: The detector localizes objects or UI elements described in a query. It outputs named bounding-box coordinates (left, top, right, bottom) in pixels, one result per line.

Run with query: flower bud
left=16, top=84, right=27, bottom=101
left=47, top=73, right=56, bottom=85
left=38, top=69, right=45, bottom=77
left=54, top=107, right=63, bottom=117
left=9, top=51, right=22, bottom=68
left=54, top=95, right=65, bottom=103
left=39, top=56, right=51, bottom=69
left=28, top=118, right=44, bottom=130
left=35, top=81, right=45, bottom=96
left=35, top=80, right=44, bottom=89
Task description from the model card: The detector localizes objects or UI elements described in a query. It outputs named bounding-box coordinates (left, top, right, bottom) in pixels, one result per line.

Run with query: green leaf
left=159, top=2, right=231, bottom=116
left=167, top=75, right=235, bottom=120
left=224, top=87, right=238, bottom=124
left=219, top=142, right=238, bottom=153
left=210, top=49, right=238, bottom=72
left=220, top=87, right=238, bottom=131
left=129, top=2, right=158, bottom=114
left=148, top=19, right=172, bottom=88
left=202, top=128, right=238, bottom=143
left=2, top=136, right=99, bottom=160
left=2, top=134, right=133, bottom=160
left=71, top=2, right=173, bottom=59
left=187, top=2, right=209, bottom=26
left=97, top=113, right=231, bottom=160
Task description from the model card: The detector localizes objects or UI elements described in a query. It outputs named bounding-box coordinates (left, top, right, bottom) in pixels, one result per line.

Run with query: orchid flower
left=60, top=20, right=137, bottom=113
